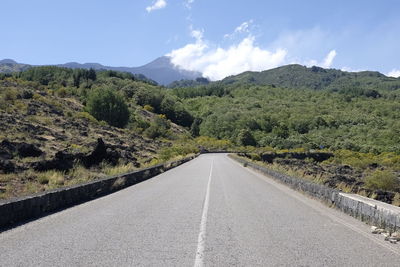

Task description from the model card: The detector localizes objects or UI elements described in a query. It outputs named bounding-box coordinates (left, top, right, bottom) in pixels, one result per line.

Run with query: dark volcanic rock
left=0, top=149, right=12, bottom=160
left=0, top=140, right=16, bottom=160
left=81, top=138, right=121, bottom=167
left=17, top=143, right=43, bottom=158
left=0, top=159, right=15, bottom=173
left=32, top=138, right=122, bottom=172
left=374, top=190, right=395, bottom=203
left=32, top=151, right=77, bottom=172
left=82, top=138, right=108, bottom=167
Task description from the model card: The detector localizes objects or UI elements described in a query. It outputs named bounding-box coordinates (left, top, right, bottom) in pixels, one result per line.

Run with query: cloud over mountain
left=388, top=69, right=400, bottom=78
left=168, top=27, right=287, bottom=80
left=167, top=23, right=338, bottom=81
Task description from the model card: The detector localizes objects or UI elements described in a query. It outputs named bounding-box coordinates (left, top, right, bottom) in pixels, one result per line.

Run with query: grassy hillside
left=0, top=67, right=202, bottom=199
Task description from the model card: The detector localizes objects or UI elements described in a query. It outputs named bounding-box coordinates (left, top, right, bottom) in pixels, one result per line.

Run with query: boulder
left=81, top=138, right=122, bottom=167
left=0, top=140, right=15, bottom=160
left=0, top=140, right=43, bottom=158
left=32, top=138, right=126, bottom=172
left=0, top=159, right=15, bottom=173
left=32, top=151, right=76, bottom=172
left=17, top=143, right=43, bottom=158
left=82, top=138, right=108, bottom=167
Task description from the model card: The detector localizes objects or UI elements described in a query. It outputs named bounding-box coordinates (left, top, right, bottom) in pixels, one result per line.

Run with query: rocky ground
left=0, top=79, right=189, bottom=199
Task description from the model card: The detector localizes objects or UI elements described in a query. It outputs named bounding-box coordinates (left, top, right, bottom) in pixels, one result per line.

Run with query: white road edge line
left=194, top=158, right=214, bottom=267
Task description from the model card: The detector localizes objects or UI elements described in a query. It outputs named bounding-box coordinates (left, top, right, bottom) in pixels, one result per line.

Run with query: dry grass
left=101, top=162, right=137, bottom=176
left=65, top=165, right=100, bottom=186
left=392, top=193, right=400, bottom=206
left=336, top=182, right=354, bottom=193
left=26, top=115, right=52, bottom=125
left=37, top=170, right=65, bottom=188
left=263, top=162, right=328, bottom=185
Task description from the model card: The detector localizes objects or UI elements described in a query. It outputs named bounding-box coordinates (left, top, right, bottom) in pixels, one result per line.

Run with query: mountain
left=123, top=57, right=202, bottom=86
left=0, top=59, right=31, bottom=73
left=0, top=56, right=202, bottom=86
left=221, top=64, right=400, bottom=91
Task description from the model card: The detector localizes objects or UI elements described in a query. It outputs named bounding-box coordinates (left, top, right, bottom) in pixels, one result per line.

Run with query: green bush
left=158, top=143, right=199, bottom=161
left=3, top=88, right=18, bottom=101
left=143, top=104, right=154, bottom=112
left=86, top=88, right=129, bottom=128
left=365, top=170, right=399, bottom=191
left=144, top=116, right=171, bottom=139
left=55, top=87, right=68, bottom=97
left=237, top=129, right=257, bottom=146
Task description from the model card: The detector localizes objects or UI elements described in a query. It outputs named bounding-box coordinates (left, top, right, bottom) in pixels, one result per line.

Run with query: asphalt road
left=1, top=154, right=399, bottom=266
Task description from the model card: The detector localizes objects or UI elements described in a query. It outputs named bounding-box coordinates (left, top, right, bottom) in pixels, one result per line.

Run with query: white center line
left=194, top=158, right=214, bottom=267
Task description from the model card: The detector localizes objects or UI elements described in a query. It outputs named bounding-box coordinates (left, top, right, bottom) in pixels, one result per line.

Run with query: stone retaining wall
left=0, top=155, right=197, bottom=229
left=230, top=155, right=400, bottom=231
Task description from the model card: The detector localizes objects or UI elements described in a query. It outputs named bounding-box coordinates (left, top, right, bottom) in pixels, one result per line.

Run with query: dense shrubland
left=174, top=84, right=400, bottom=154
left=2, top=65, right=400, bottom=199
left=171, top=72, right=400, bottom=197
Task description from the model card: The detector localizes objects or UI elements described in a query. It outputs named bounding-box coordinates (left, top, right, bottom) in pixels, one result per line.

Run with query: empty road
left=1, top=154, right=399, bottom=266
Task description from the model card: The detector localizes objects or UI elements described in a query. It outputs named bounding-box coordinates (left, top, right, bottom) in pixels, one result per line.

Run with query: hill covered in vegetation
left=171, top=71, right=400, bottom=204
left=0, top=59, right=31, bottom=73
left=174, top=83, right=400, bottom=153
left=2, top=64, right=400, bottom=204
left=220, top=64, right=400, bottom=92
left=0, top=66, right=204, bottom=199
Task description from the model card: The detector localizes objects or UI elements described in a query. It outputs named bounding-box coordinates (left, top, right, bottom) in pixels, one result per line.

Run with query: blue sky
left=2, top=0, right=400, bottom=79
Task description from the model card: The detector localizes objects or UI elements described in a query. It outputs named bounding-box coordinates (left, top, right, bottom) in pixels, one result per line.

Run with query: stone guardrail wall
left=0, top=154, right=198, bottom=230
left=230, top=155, right=400, bottom=231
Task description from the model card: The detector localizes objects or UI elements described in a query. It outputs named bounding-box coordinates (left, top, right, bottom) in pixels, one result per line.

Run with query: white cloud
left=387, top=69, right=400, bottom=78
left=235, top=20, right=252, bottom=33
left=322, top=50, right=337, bottom=68
left=184, top=0, right=194, bottom=9
left=269, top=27, right=337, bottom=66
left=224, top=20, right=253, bottom=39
left=190, top=27, right=203, bottom=41
left=167, top=26, right=340, bottom=81
left=302, top=50, right=336, bottom=68
left=146, top=0, right=167, bottom=13
left=340, top=66, right=365, bottom=72
left=167, top=29, right=287, bottom=80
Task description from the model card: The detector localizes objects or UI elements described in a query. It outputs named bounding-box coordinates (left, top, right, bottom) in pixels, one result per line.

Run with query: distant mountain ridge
left=0, top=59, right=31, bottom=73
left=2, top=58, right=399, bottom=90
left=0, top=56, right=202, bottom=86
left=220, top=64, right=400, bottom=91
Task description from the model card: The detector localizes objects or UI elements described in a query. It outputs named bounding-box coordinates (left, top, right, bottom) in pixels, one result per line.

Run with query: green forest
left=1, top=65, right=400, bottom=201
left=1, top=65, right=400, bottom=154
left=173, top=83, right=400, bottom=153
